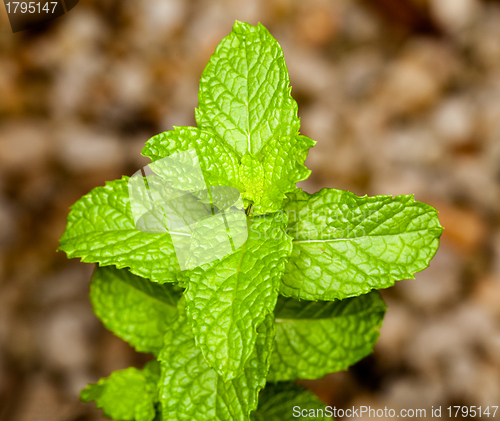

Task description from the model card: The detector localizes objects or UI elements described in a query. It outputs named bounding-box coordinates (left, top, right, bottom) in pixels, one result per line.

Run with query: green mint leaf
left=59, top=177, right=182, bottom=283
left=268, top=292, right=386, bottom=382
left=184, top=213, right=292, bottom=380
left=90, top=266, right=183, bottom=355
left=281, top=188, right=443, bottom=300
left=239, top=153, right=264, bottom=203
left=81, top=360, right=161, bottom=421
left=159, top=310, right=275, bottom=421
left=196, top=21, right=314, bottom=213
left=142, top=126, right=241, bottom=189
left=255, top=134, right=315, bottom=213
left=196, top=21, right=299, bottom=157
left=251, top=382, right=332, bottom=421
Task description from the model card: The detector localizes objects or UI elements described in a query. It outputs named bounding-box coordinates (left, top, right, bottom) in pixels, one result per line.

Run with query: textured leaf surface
left=255, top=134, right=315, bottom=213
left=251, top=382, right=332, bottom=420
left=142, top=126, right=241, bottom=189
left=185, top=213, right=292, bottom=380
left=196, top=21, right=313, bottom=213
left=281, top=188, right=443, bottom=300
left=159, top=311, right=275, bottom=421
left=268, top=292, right=386, bottom=382
left=81, top=360, right=161, bottom=421
left=239, top=154, right=264, bottom=203
left=59, top=177, right=182, bottom=283
left=90, top=266, right=183, bottom=355
left=196, top=21, right=299, bottom=157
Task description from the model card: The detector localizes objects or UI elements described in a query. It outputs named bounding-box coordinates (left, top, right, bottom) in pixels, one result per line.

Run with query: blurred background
left=1, top=0, right=500, bottom=419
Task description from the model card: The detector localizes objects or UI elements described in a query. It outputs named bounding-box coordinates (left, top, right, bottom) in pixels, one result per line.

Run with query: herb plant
left=59, top=21, right=443, bottom=421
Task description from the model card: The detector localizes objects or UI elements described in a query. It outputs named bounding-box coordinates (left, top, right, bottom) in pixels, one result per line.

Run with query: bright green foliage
left=159, top=306, right=275, bottom=421
left=184, top=214, right=292, bottom=380
left=90, top=266, right=182, bottom=355
left=195, top=21, right=314, bottom=213
left=281, top=188, right=443, bottom=301
left=80, top=360, right=161, bottom=421
left=142, top=126, right=241, bottom=190
left=59, top=177, right=181, bottom=284
left=61, top=20, right=443, bottom=421
left=239, top=154, right=265, bottom=204
left=196, top=21, right=298, bottom=155
left=268, top=292, right=386, bottom=382
left=251, top=382, right=332, bottom=420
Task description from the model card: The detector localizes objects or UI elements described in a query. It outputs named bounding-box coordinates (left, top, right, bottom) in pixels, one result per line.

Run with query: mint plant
left=59, top=21, right=443, bottom=421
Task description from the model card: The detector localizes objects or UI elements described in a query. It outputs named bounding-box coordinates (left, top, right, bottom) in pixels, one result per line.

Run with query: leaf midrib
left=274, top=306, right=386, bottom=323
left=292, top=228, right=442, bottom=244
